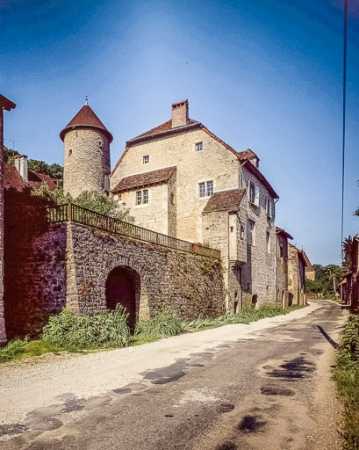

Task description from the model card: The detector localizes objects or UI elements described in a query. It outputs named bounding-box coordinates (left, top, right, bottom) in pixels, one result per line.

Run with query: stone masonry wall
left=276, top=233, right=289, bottom=307
left=66, top=222, right=224, bottom=321
left=241, top=167, right=276, bottom=306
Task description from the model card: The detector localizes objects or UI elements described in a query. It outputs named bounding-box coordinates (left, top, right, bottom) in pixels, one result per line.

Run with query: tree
left=342, top=235, right=353, bottom=270
left=310, top=264, right=345, bottom=297
left=3, top=146, right=63, bottom=184
left=32, top=184, right=134, bottom=223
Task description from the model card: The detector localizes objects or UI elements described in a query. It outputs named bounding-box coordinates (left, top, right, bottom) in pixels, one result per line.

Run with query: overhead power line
left=341, top=0, right=348, bottom=261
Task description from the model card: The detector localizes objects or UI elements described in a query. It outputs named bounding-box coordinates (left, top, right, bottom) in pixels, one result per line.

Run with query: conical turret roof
left=60, top=104, right=113, bottom=142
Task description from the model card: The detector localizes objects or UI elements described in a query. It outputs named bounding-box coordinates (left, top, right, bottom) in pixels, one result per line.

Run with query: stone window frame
left=195, top=141, right=203, bottom=152
left=248, top=180, right=260, bottom=207
left=143, top=155, right=150, bottom=164
left=143, top=189, right=149, bottom=204
left=136, top=189, right=149, bottom=206
left=198, top=180, right=214, bottom=198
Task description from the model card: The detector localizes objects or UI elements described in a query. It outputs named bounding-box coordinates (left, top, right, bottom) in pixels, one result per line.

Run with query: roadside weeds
left=0, top=303, right=307, bottom=364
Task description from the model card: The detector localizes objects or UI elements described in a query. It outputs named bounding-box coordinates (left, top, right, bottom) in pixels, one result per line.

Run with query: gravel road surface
left=0, top=300, right=347, bottom=449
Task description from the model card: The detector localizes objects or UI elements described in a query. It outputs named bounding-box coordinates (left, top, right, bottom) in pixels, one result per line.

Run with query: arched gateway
left=105, top=266, right=140, bottom=330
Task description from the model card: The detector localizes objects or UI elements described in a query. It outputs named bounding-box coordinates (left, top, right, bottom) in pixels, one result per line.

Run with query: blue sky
left=1, top=0, right=359, bottom=266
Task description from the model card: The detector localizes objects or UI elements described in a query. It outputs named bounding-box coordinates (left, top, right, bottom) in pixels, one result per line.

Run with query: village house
left=276, top=227, right=293, bottom=307
left=107, top=100, right=279, bottom=310
left=288, top=243, right=307, bottom=305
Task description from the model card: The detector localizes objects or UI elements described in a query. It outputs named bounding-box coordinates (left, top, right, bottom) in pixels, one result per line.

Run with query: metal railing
left=48, top=203, right=221, bottom=259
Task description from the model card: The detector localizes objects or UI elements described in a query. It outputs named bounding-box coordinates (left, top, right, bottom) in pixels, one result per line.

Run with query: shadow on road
left=317, top=326, right=338, bottom=349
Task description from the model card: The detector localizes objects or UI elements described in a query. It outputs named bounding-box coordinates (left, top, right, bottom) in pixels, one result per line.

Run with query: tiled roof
left=112, top=166, right=176, bottom=194
left=276, top=227, right=293, bottom=240
left=4, top=164, right=57, bottom=192
left=203, top=188, right=246, bottom=213
left=132, top=119, right=199, bottom=140
left=60, top=104, right=113, bottom=142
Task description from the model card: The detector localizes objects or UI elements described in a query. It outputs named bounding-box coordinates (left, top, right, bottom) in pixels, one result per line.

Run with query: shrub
left=0, top=339, right=28, bottom=363
left=333, top=314, right=359, bottom=449
left=135, top=312, right=186, bottom=338
left=43, top=306, right=131, bottom=351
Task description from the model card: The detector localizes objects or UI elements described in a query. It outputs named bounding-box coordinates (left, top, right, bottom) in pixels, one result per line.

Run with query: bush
left=43, top=306, right=131, bottom=351
left=0, top=339, right=28, bottom=363
left=135, top=312, right=186, bottom=338
left=334, top=314, right=359, bottom=449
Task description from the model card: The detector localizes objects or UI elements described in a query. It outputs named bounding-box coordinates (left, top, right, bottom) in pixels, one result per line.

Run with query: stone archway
left=105, top=266, right=140, bottom=330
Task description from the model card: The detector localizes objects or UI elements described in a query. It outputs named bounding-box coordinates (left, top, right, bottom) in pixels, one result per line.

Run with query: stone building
left=288, top=243, right=307, bottom=305
left=61, top=101, right=113, bottom=198
left=109, top=99, right=279, bottom=310
left=276, top=227, right=293, bottom=307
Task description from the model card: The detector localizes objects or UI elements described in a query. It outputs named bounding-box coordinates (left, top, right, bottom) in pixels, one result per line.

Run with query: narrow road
left=0, top=301, right=346, bottom=449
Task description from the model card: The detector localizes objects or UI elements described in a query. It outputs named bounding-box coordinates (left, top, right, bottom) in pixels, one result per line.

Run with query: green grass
left=333, top=314, right=359, bottom=449
left=0, top=303, right=307, bottom=364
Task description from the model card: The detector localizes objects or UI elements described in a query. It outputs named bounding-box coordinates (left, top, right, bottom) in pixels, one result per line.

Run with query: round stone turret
left=60, top=103, right=113, bottom=198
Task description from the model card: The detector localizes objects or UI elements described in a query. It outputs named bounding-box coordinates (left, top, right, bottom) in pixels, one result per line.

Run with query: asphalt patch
left=189, top=352, right=214, bottom=357
left=62, top=398, right=85, bottom=413
left=267, top=356, right=315, bottom=380
left=143, top=359, right=187, bottom=384
left=260, top=384, right=295, bottom=396
left=0, top=423, right=28, bottom=436
left=238, top=415, right=267, bottom=433
left=217, top=403, right=235, bottom=413
left=113, top=387, right=132, bottom=394
left=216, top=442, right=238, bottom=450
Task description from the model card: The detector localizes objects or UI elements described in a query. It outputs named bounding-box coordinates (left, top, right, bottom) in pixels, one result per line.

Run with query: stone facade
left=110, top=100, right=279, bottom=310
left=276, top=228, right=292, bottom=307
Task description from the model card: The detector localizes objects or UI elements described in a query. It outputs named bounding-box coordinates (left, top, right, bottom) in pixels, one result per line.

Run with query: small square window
left=143, top=155, right=149, bottom=164
left=195, top=142, right=203, bottom=152
left=143, top=189, right=148, bottom=204
left=118, top=194, right=122, bottom=201
left=136, top=191, right=142, bottom=205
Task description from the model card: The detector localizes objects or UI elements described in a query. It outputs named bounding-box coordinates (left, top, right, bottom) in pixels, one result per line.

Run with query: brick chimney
left=171, top=100, right=189, bottom=128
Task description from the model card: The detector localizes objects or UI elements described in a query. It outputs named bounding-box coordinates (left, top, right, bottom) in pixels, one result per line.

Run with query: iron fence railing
left=48, top=203, right=220, bottom=259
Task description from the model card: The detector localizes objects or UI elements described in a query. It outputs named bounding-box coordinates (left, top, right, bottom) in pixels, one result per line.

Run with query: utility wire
left=341, top=0, right=348, bottom=261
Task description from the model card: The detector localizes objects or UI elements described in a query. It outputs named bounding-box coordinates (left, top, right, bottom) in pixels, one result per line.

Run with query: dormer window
left=143, top=155, right=149, bottom=164
left=195, top=142, right=203, bottom=152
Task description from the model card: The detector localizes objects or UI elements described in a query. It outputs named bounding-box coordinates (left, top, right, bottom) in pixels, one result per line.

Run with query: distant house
left=288, top=243, right=307, bottom=305
left=276, top=227, right=293, bottom=307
